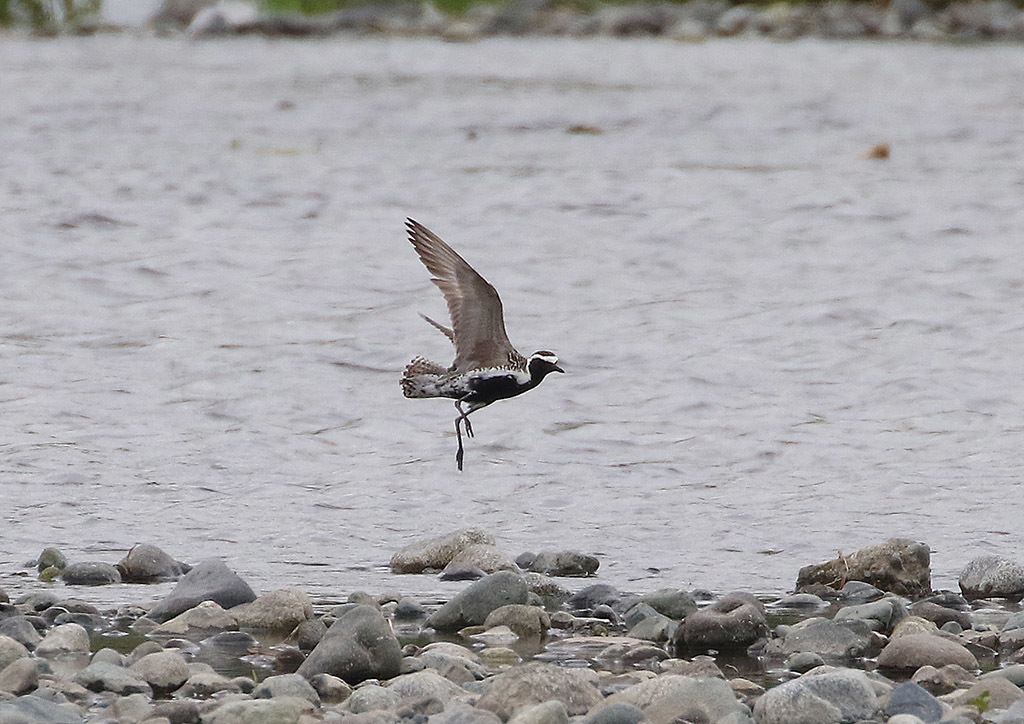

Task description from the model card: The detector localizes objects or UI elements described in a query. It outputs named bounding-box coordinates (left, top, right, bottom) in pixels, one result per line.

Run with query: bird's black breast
left=466, top=373, right=526, bottom=403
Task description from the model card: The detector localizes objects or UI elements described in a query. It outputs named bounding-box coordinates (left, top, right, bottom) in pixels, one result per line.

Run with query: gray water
left=2, top=35, right=1023, bottom=607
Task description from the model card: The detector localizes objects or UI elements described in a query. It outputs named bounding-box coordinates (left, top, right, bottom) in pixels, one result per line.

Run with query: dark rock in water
left=570, top=584, right=622, bottom=612
left=0, top=695, right=83, bottom=724
left=440, top=565, right=487, bottom=582
left=885, top=681, right=943, bottom=723
left=877, top=633, right=979, bottom=670
left=116, top=543, right=189, bottom=583
left=796, top=539, right=931, bottom=599
left=476, top=662, right=602, bottom=720
left=675, top=592, right=767, bottom=652
left=60, top=561, right=122, bottom=586
left=622, top=603, right=676, bottom=643
left=786, top=651, right=826, bottom=673
left=274, top=646, right=305, bottom=674
left=393, top=597, right=427, bottom=620
left=521, top=550, right=599, bottom=577
left=426, top=571, right=529, bottom=632
left=36, top=547, right=67, bottom=572
left=580, top=702, right=646, bottom=724
left=910, top=600, right=973, bottom=630
left=959, top=555, right=1024, bottom=600
left=296, top=605, right=402, bottom=685
left=641, top=588, right=697, bottom=620
left=146, top=559, right=256, bottom=623
left=838, top=580, right=884, bottom=603
left=390, top=528, right=495, bottom=574
left=294, top=618, right=328, bottom=651
left=834, top=597, right=908, bottom=634
left=753, top=668, right=879, bottom=723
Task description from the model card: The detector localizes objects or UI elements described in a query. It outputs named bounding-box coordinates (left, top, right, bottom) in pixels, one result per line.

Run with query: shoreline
left=2, top=536, right=1023, bottom=723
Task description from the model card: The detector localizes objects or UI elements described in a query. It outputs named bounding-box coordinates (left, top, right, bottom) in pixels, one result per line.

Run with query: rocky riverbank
left=2, top=533, right=1024, bottom=724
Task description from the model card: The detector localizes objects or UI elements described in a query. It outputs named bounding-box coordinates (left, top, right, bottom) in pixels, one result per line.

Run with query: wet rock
left=786, top=651, right=826, bottom=673
left=116, top=543, right=189, bottom=583
left=393, top=597, right=427, bottom=621
left=569, top=584, right=622, bottom=612
left=295, top=618, right=328, bottom=650
left=60, top=561, right=122, bottom=586
left=603, top=674, right=746, bottom=724
left=36, top=623, right=90, bottom=656
left=391, top=528, right=495, bottom=574
left=579, top=702, right=647, bottom=724
left=774, top=592, right=829, bottom=610
left=955, top=675, right=1024, bottom=710
left=36, top=548, right=68, bottom=572
left=910, top=601, right=973, bottom=630
left=150, top=600, right=239, bottom=635
left=296, top=605, right=401, bottom=684
left=0, top=616, right=41, bottom=650
left=74, top=660, right=153, bottom=695
left=146, top=559, right=256, bottom=623
left=833, top=596, right=908, bottom=634
left=753, top=667, right=879, bottom=724
left=877, top=633, right=979, bottom=670
left=796, top=539, right=931, bottom=598
left=253, top=672, right=321, bottom=705
left=426, top=571, right=529, bottom=632
left=484, top=605, right=551, bottom=639
left=675, top=592, right=767, bottom=652
left=476, top=662, right=602, bottom=720
left=0, top=656, right=39, bottom=695
left=773, top=618, right=873, bottom=659
left=959, top=555, right=1024, bottom=600
left=131, top=650, right=189, bottom=694
left=622, top=604, right=676, bottom=643
left=443, top=544, right=520, bottom=576
left=519, top=551, right=599, bottom=577
left=309, top=672, right=352, bottom=704
left=231, top=588, right=313, bottom=631
left=0, top=695, right=83, bottom=724
left=640, top=589, right=697, bottom=620
left=885, top=681, right=943, bottom=723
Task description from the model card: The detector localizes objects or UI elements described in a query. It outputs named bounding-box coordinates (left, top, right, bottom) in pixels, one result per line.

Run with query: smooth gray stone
left=253, top=673, right=321, bottom=705
left=0, top=695, right=83, bottom=724
left=885, top=681, right=943, bottom=723
left=296, top=605, right=401, bottom=684
left=146, top=559, right=256, bottom=623
left=426, top=571, right=529, bottom=632
left=59, top=562, right=121, bottom=586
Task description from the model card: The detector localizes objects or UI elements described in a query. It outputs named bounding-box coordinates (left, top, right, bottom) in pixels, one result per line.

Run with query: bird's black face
left=528, top=351, right=564, bottom=380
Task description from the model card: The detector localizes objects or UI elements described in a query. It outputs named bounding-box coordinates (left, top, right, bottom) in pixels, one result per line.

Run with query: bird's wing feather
left=406, top=219, right=521, bottom=371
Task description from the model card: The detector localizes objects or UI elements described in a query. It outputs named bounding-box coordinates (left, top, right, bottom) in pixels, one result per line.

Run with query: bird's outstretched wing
left=406, top=219, right=523, bottom=372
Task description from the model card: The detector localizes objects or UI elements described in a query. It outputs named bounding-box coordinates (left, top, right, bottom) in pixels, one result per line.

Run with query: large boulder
left=674, top=592, right=767, bottom=652
left=146, top=559, right=256, bottom=623
left=475, top=662, right=602, bottom=721
left=753, top=668, right=880, bottom=724
left=426, top=571, right=529, bottom=632
left=796, top=539, right=931, bottom=598
left=602, top=675, right=747, bottom=724
left=958, top=555, right=1024, bottom=600
left=876, top=633, right=979, bottom=671
left=116, top=544, right=189, bottom=583
left=391, top=528, right=495, bottom=573
left=296, top=605, right=401, bottom=685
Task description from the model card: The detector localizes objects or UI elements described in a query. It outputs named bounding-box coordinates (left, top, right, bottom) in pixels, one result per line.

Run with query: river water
left=2, top=35, right=1023, bottom=608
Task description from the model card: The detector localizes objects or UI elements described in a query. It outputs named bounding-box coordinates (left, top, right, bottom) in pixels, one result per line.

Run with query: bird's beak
left=553, top=365, right=564, bottom=374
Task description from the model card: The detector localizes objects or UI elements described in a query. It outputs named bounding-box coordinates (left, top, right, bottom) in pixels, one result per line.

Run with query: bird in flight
left=401, top=219, right=563, bottom=471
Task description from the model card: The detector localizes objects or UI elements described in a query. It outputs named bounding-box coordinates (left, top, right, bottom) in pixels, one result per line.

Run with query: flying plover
left=401, top=219, right=563, bottom=471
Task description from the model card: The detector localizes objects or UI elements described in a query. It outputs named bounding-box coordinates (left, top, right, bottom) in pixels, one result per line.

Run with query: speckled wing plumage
left=406, top=218, right=526, bottom=372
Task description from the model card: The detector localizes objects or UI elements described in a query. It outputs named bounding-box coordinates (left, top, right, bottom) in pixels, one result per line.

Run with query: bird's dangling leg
left=454, top=413, right=466, bottom=471
left=456, top=400, right=475, bottom=438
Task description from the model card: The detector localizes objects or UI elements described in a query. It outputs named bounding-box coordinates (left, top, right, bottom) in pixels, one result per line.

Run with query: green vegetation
left=0, top=0, right=101, bottom=31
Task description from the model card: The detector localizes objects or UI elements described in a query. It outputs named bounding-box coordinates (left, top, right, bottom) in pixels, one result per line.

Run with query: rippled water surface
left=2, top=35, right=1023, bottom=606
